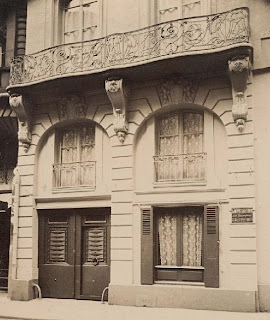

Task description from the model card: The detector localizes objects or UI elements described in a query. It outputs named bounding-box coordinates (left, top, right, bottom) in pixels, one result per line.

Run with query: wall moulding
left=228, top=55, right=251, bottom=132
left=105, top=79, right=129, bottom=144
left=9, top=94, right=32, bottom=152
left=57, top=94, right=88, bottom=121
left=157, top=76, right=199, bottom=107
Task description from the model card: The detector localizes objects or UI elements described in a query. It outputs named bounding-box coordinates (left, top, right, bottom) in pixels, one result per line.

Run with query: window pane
left=182, top=0, right=201, bottom=18
left=61, top=128, right=78, bottom=163
left=182, top=211, right=203, bottom=267
left=80, top=124, right=95, bottom=162
left=159, top=113, right=179, bottom=156
left=64, top=7, right=80, bottom=43
left=59, top=128, right=78, bottom=186
left=158, top=213, right=177, bottom=265
left=158, top=0, right=180, bottom=22
left=183, top=112, right=203, bottom=154
left=159, top=113, right=178, bottom=136
left=83, top=1, right=99, bottom=40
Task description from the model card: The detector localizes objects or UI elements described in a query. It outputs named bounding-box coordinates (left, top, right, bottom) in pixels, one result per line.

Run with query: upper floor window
left=0, top=139, right=18, bottom=185
left=63, top=0, right=100, bottom=43
left=53, top=123, right=96, bottom=188
left=157, top=0, right=206, bottom=22
left=154, top=111, right=206, bottom=182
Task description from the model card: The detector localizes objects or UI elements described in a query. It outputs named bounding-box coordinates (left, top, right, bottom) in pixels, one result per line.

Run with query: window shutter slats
left=48, top=228, right=68, bottom=263
left=204, top=205, right=219, bottom=288
left=85, top=226, right=106, bottom=263
left=141, top=207, right=153, bottom=285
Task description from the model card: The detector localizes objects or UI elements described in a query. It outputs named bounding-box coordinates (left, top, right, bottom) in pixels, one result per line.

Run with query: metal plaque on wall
left=232, top=208, right=253, bottom=223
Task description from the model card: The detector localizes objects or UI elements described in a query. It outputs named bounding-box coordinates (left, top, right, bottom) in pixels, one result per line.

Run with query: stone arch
left=33, top=117, right=111, bottom=197
left=133, top=100, right=228, bottom=191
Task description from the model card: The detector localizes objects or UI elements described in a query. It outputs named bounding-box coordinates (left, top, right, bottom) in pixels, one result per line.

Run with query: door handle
left=92, top=257, right=99, bottom=266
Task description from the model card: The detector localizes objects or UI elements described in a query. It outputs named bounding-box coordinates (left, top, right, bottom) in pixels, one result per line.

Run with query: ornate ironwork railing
left=53, top=161, right=96, bottom=188
left=154, top=153, right=206, bottom=182
left=9, top=7, right=250, bottom=86
left=0, top=168, right=14, bottom=185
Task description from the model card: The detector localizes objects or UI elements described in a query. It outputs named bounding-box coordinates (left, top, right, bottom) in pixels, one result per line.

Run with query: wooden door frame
left=38, top=207, right=111, bottom=300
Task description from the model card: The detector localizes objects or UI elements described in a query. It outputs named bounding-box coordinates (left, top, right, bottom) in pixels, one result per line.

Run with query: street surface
left=0, top=293, right=270, bottom=320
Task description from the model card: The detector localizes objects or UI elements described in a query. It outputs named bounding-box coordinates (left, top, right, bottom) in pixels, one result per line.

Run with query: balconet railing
left=154, top=153, right=206, bottom=183
left=53, top=161, right=96, bottom=188
left=9, top=7, right=250, bottom=87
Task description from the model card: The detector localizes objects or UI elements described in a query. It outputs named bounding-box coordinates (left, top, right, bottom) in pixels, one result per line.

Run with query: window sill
left=52, top=186, right=96, bottom=194
left=155, top=265, right=204, bottom=270
left=154, top=281, right=204, bottom=286
left=153, top=181, right=207, bottom=188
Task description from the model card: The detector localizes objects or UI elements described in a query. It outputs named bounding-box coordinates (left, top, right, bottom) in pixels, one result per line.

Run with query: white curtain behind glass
left=182, top=212, right=203, bottom=266
left=158, top=209, right=203, bottom=267
left=158, top=0, right=202, bottom=22
left=64, top=0, right=99, bottom=44
left=158, top=214, right=177, bottom=265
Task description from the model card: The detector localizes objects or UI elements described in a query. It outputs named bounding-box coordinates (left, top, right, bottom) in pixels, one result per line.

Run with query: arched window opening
left=154, top=110, right=206, bottom=182
left=53, top=122, right=96, bottom=188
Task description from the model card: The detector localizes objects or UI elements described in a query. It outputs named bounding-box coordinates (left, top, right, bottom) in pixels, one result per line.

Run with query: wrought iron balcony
left=154, top=153, right=206, bottom=183
left=0, top=168, right=14, bottom=185
left=53, top=161, right=96, bottom=188
left=9, top=7, right=250, bottom=87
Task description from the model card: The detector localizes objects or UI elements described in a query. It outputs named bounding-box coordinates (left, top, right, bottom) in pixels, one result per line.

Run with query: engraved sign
left=232, top=208, right=253, bottom=223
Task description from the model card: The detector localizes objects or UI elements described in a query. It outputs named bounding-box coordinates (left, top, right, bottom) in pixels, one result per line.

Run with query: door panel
left=76, top=210, right=110, bottom=300
left=39, top=212, right=75, bottom=298
left=39, top=208, right=110, bottom=300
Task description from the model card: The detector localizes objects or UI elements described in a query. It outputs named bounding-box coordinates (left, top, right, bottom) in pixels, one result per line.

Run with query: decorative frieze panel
left=9, top=94, right=32, bottom=152
left=228, top=55, right=251, bottom=132
left=57, top=94, right=87, bottom=121
left=105, top=79, right=129, bottom=143
left=158, top=77, right=199, bottom=106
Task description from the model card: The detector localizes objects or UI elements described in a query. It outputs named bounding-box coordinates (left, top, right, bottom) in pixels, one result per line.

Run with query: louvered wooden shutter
left=141, top=207, right=153, bottom=285
left=85, top=226, right=106, bottom=263
left=204, top=205, right=219, bottom=288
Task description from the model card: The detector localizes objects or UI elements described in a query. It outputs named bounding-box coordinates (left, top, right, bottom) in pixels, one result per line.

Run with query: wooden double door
left=38, top=208, right=110, bottom=300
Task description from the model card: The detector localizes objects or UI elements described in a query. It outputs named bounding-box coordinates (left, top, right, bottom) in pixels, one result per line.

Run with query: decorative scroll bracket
left=105, top=79, right=129, bottom=143
left=9, top=94, right=32, bottom=152
left=228, top=55, right=251, bottom=132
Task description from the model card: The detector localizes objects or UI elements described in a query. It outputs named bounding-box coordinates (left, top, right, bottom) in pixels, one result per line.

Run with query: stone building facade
left=2, top=0, right=270, bottom=313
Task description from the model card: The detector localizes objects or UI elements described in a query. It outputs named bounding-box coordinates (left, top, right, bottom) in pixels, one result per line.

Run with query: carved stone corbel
left=228, top=56, right=251, bottom=132
left=9, top=94, right=32, bottom=152
left=105, top=79, right=128, bottom=143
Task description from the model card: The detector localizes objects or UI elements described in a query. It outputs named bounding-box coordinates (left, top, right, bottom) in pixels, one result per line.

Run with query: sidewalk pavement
left=0, top=293, right=270, bottom=320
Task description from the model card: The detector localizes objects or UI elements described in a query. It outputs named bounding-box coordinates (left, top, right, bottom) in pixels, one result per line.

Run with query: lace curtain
left=158, top=214, right=177, bottom=265
left=182, top=212, right=203, bottom=266
left=157, top=112, right=204, bottom=181
left=59, top=125, right=95, bottom=186
left=80, top=125, right=95, bottom=185
left=158, top=210, right=203, bottom=267
left=183, top=112, right=204, bottom=180
left=60, top=127, right=78, bottom=186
